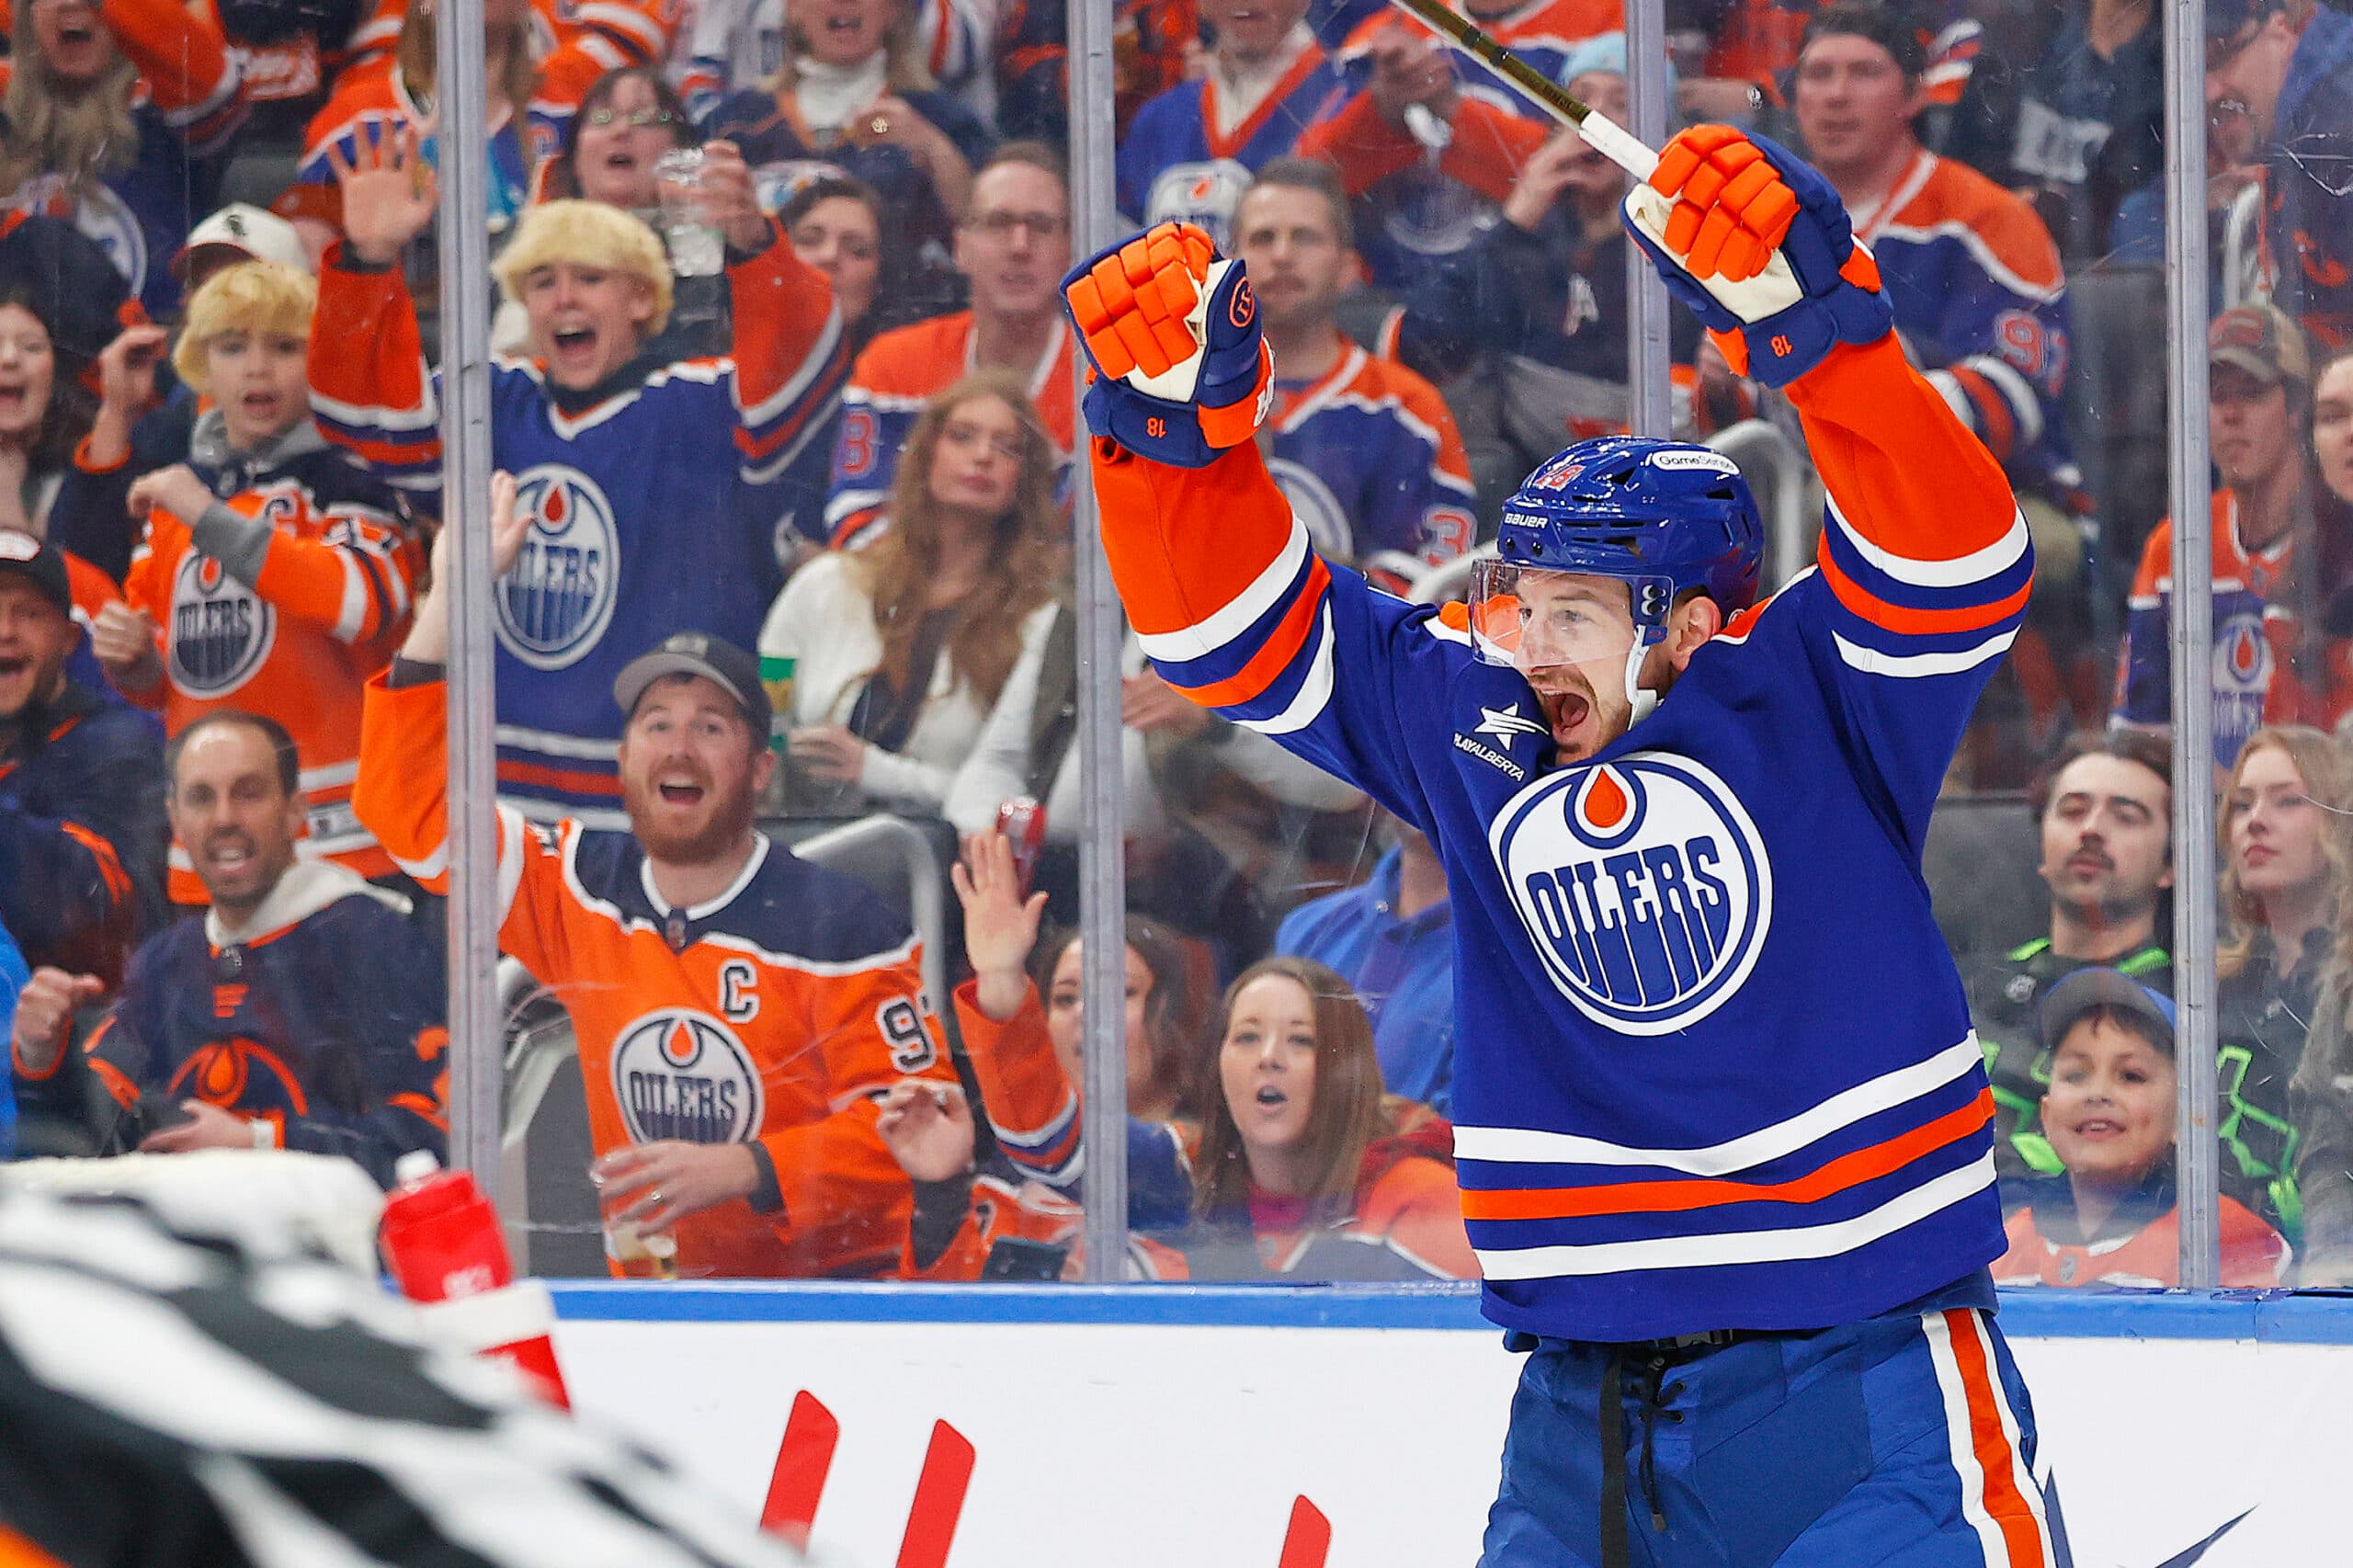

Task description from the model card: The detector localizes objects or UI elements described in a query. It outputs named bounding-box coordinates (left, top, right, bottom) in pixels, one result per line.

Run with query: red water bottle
left=381, top=1152, right=511, bottom=1301
left=996, top=796, right=1048, bottom=895
left=380, top=1153, right=570, bottom=1408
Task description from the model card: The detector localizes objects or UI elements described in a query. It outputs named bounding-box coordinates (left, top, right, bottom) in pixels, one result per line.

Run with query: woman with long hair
left=1187, top=956, right=1473, bottom=1280
left=2216, top=726, right=2353, bottom=1243
left=2296, top=342, right=2353, bottom=733
left=2283, top=729, right=2353, bottom=1279
left=0, top=0, right=248, bottom=317
left=756, top=369, right=1059, bottom=814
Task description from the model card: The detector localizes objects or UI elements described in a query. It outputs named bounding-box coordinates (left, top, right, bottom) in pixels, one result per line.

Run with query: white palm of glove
left=1121, top=256, right=1243, bottom=402
left=1624, top=184, right=1806, bottom=324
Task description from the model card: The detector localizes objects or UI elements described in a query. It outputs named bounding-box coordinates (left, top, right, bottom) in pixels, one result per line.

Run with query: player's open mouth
left=204, top=836, right=255, bottom=871
left=657, top=782, right=705, bottom=805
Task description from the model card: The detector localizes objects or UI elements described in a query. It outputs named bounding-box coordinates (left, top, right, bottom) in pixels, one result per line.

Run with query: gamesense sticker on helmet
left=609, top=1009, right=766, bottom=1143
left=1487, top=754, right=1774, bottom=1035
left=1646, top=450, right=1740, bottom=473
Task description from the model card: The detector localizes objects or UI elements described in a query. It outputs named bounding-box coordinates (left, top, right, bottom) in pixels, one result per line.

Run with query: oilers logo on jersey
left=610, top=1009, right=766, bottom=1144
left=15, top=175, right=152, bottom=304
left=2213, top=609, right=2274, bottom=764
left=168, top=554, right=276, bottom=699
left=175, top=1037, right=303, bottom=1108
left=1144, top=159, right=1256, bottom=249
left=1489, top=755, right=1774, bottom=1037
left=498, top=465, right=620, bottom=672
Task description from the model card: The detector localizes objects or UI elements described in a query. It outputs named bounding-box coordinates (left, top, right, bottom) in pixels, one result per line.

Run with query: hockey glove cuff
left=1063, top=222, right=1274, bottom=468
left=1622, top=126, right=1893, bottom=388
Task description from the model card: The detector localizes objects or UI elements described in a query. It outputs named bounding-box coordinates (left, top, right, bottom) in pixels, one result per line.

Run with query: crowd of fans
left=0, top=0, right=2350, bottom=1292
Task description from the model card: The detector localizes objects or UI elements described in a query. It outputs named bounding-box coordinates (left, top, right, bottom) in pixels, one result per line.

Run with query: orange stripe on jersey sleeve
left=1784, top=334, right=2017, bottom=567
left=1461, top=1090, right=1992, bottom=1221
left=1091, top=438, right=1301, bottom=642
left=1946, top=365, right=2016, bottom=460
left=1816, top=546, right=2031, bottom=635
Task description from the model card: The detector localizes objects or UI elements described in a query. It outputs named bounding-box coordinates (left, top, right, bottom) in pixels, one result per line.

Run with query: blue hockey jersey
left=310, top=225, right=845, bottom=828
left=1115, top=31, right=1349, bottom=246
left=1267, top=341, right=1477, bottom=567
left=1090, top=330, right=2029, bottom=1340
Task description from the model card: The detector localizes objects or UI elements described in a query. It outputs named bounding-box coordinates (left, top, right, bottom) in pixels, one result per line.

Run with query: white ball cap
left=175, top=203, right=312, bottom=278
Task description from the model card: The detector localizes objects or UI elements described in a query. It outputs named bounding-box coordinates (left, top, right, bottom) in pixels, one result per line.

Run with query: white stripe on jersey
left=1833, top=627, right=2018, bottom=679
left=1456, top=1038, right=1984, bottom=1173
left=1135, top=518, right=1313, bottom=665
left=1826, top=496, right=2029, bottom=589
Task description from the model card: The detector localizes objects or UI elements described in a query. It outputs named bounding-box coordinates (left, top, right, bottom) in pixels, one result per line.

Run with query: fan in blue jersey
left=1064, top=121, right=2061, bottom=1565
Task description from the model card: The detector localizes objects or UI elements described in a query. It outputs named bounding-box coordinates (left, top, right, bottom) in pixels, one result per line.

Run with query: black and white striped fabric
left=0, top=1184, right=811, bottom=1568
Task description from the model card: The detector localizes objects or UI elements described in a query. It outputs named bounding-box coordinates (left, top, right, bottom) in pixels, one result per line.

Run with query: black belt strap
left=1598, top=1345, right=1629, bottom=1568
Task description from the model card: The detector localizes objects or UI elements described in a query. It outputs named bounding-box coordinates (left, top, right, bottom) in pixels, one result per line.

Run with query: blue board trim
left=547, top=1281, right=2353, bottom=1342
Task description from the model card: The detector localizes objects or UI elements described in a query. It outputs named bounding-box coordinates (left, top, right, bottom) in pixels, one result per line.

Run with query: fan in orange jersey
left=355, top=474, right=959, bottom=1280
left=76, top=262, right=422, bottom=904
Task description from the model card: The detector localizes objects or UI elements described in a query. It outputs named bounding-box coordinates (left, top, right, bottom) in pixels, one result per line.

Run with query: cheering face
left=32, top=0, right=114, bottom=86
left=519, top=261, right=656, bottom=391
left=0, top=574, right=71, bottom=721
left=0, top=305, right=56, bottom=443
left=2041, top=1017, right=2177, bottom=1191
left=167, top=723, right=304, bottom=915
left=618, top=675, right=772, bottom=863
left=2036, top=754, right=2174, bottom=919
left=2226, top=744, right=2330, bottom=905
left=1218, top=972, right=1319, bottom=1159
left=1510, top=572, right=1643, bottom=762
left=574, top=75, right=686, bottom=210
left=801, top=0, right=893, bottom=70
left=1043, top=940, right=1159, bottom=1107
left=205, top=328, right=311, bottom=451
left=790, top=195, right=882, bottom=327
left=1560, top=71, right=1632, bottom=203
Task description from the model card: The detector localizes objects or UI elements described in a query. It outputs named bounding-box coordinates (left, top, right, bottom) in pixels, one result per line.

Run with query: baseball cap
left=0, top=529, right=70, bottom=614
left=612, top=631, right=769, bottom=733
left=1556, top=32, right=1679, bottom=97
left=174, top=203, right=312, bottom=279
left=2038, top=967, right=2179, bottom=1056
left=2209, top=304, right=2312, bottom=388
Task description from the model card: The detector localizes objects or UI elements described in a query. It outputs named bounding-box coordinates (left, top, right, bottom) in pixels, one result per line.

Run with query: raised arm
left=1623, top=126, right=2031, bottom=827
left=307, top=129, right=444, bottom=506
left=1061, top=223, right=1471, bottom=829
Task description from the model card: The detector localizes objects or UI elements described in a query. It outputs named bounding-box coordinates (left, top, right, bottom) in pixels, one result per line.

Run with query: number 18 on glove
left=1063, top=222, right=1275, bottom=468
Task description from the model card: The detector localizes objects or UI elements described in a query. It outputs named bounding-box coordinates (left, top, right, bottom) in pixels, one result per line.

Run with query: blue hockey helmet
left=1468, top=436, right=1764, bottom=672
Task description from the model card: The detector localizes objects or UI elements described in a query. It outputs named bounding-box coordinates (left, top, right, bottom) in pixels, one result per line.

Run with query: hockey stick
left=1382, top=0, right=1660, bottom=180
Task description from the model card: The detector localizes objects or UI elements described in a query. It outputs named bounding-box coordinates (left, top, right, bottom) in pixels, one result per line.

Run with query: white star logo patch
left=1473, top=703, right=1548, bottom=751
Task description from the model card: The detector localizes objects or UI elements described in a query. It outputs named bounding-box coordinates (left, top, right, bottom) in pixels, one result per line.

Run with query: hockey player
left=355, top=474, right=959, bottom=1278
left=311, top=128, right=842, bottom=828
left=1063, top=117, right=2055, bottom=1562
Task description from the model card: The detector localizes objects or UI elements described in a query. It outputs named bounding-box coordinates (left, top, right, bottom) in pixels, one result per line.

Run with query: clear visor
left=1466, top=559, right=1665, bottom=672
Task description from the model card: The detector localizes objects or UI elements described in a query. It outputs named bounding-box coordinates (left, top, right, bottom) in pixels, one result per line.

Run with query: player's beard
left=623, top=764, right=759, bottom=865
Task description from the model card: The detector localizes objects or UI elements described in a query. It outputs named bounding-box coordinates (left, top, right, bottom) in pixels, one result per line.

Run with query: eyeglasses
left=964, top=210, right=1069, bottom=241
left=585, top=106, right=682, bottom=130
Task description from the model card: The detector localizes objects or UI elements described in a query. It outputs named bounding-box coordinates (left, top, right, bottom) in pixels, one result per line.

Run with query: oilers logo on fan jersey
left=1489, top=755, right=1773, bottom=1036
left=2211, top=609, right=2273, bottom=769
left=498, top=465, right=620, bottom=672
left=167, top=554, right=275, bottom=698
left=610, top=1008, right=766, bottom=1144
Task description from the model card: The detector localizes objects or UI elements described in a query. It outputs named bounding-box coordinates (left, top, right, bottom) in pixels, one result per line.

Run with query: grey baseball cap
left=612, top=631, right=770, bottom=733
left=2039, top=967, right=2179, bottom=1056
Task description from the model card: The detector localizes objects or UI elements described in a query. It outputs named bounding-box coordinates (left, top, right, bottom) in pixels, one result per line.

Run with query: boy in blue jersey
left=1063, top=121, right=2060, bottom=1564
